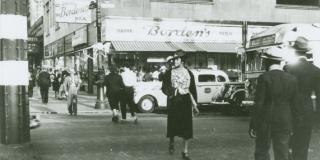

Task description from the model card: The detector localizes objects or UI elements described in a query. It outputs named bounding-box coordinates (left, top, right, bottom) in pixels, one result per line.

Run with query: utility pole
left=241, top=21, right=248, bottom=81
left=89, top=0, right=108, bottom=109
left=0, top=0, right=30, bottom=144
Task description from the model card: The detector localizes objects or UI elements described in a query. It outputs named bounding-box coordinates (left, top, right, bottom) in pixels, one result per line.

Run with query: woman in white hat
left=161, top=50, right=199, bottom=160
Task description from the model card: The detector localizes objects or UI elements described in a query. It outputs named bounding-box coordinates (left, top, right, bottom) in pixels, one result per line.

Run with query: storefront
left=101, top=17, right=243, bottom=72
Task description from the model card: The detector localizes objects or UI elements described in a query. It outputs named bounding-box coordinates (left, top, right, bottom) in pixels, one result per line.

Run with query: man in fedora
left=249, top=52, right=299, bottom=160
left=284, top=36, right=320, bottom=160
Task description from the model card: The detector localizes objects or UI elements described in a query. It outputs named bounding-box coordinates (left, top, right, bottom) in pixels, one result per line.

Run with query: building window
left=150, top=0, right=214, bottom=4
left=276, top=0, right=319, bottom=6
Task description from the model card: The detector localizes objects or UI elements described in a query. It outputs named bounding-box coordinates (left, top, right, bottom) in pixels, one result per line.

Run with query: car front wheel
left=137, top=95, right=156, bottom=113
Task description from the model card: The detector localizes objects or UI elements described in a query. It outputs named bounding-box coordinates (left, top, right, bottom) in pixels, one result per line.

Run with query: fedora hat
left=290, top=36, right=311, bottom=52
left=168, top=49, right=186, bottom=61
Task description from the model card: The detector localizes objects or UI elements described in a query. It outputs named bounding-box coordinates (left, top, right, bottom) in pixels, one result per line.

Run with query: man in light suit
left=284, top=36, right=320, bottom=160
left=249, top=53, right=299, bottom=160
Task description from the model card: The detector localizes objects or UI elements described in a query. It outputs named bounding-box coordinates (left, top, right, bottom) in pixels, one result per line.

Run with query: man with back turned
left=249, top=52, right=299, bottom=160
left=284, top=36, right=320, bottom=160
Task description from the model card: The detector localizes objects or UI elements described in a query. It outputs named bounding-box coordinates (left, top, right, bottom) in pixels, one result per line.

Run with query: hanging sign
left=55, top=0, right=92, bottom=23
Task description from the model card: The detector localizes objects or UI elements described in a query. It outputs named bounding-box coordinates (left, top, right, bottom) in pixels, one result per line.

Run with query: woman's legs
left=182, top=138, right=191, bottom=160
left=183, top=138, right=189, bottom=154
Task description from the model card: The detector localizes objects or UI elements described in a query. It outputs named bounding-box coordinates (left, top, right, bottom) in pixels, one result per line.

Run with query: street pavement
left=29, top=87, right=111, bottom=115
left=1, top=88, right=320, bottom=160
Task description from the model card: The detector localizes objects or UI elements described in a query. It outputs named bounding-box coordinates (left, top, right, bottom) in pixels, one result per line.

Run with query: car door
left=196, top=74, right=217, bottom=104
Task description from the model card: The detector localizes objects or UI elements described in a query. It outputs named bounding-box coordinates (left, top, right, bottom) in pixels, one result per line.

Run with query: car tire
left=137, top=95, right=156, bottom=113
left=227, top=93, right=244, bottom=115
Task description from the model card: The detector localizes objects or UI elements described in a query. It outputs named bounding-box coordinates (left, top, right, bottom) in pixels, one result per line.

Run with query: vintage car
left=134, top=69, right=246, bottom=113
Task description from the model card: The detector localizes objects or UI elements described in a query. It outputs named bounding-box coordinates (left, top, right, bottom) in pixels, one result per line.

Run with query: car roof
left=189, top=69, right=228, bottom=77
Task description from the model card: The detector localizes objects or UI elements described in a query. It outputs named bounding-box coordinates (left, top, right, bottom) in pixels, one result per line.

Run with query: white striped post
left=0, top=0, right=30, bottom=145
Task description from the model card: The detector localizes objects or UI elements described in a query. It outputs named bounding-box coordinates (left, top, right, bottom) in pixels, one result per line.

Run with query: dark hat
left=261, top=53, right=283, bottom=62
left=168, top=49, right=186, bottom=61
left=290, top=36, right=311, bottom=52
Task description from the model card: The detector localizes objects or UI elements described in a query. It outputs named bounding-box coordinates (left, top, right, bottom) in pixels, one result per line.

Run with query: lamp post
left=89, top=0, right=108, bottom=109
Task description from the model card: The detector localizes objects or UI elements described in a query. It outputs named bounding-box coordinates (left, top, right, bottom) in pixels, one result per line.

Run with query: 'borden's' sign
left=55, top=0, right=92, bottom=24
left=103, top=18, right=242, bottom=43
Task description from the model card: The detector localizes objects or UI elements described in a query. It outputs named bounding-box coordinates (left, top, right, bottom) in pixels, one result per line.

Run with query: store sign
left=246, top=26, right=270, bottom=48
left=250, top=34, right=276, bottom=48
left=0, top=61, right=28, bottom=85
left=72, top=28, right=87, bottom=47
left=103, top=19, right=242, bottom=43
left=55, top=0, right=92, bottom=23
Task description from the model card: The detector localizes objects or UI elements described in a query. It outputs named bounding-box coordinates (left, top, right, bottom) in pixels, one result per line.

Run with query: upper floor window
left=151, top=0, right=214, bottom=4
left=276, top=0, right=319, bottom=6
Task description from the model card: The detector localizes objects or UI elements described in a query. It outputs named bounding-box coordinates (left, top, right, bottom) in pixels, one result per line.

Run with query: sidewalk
left=29, top=87, right=111, bottom=115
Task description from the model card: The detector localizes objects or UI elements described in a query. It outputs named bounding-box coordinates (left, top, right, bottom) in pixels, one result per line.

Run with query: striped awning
left=111, top=41, right=241, bottom=53
left=111, top=41, right=176, bottom=52
left=195, top=43, right=242, bottom=53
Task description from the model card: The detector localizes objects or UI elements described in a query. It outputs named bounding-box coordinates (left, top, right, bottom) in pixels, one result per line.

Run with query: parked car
left=134, top=69, right=247, bottom=113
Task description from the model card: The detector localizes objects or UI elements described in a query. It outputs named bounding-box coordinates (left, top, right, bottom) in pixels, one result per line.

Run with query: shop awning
left=111, top=41, right=176, bottom=52
left=167, top=42, right=203, bottom=52
left=195, top=43, right=242, bottom=53
left=111, top=41, right=241, bottom=53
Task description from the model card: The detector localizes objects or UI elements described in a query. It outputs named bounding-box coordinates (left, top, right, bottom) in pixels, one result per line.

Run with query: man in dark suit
left=37, top=68, right=51, bottom=104
left=284, top=36, right=320, bottom=160
left=105, top=65, right=125, bottom=122
left=249, top=53, right=299, bottom=160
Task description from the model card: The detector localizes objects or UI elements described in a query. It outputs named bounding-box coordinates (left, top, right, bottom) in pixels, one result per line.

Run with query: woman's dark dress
left=161, top=69, right=197, bottom=140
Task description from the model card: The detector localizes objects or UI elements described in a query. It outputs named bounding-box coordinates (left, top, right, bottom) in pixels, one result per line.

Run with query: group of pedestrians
left=28, top=67, right=82, bottom=116
left=249, top=36, right=320, bottom=160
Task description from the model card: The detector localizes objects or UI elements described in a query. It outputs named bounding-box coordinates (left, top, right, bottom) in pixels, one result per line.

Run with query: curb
left=30, top=110, right=112, bottom=115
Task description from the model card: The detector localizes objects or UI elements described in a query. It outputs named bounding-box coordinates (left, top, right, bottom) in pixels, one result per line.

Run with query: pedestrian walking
left=52, top=70, right=61, bottom=99
left=105, top=65, right=125, bottom=122
left=120, top=64, right=138, bottom=122
left=64, top=69, right=82, bottom=116
left=37, top=67, right=51, bottom=104
left=249, top=53, right=299, bottom=160
left=161, top=50, right=199, bottom=160
left=28, top=70, right=35, bottom=98
left=58, top=70, right=69, bottom=99
left=283, top=36, right=320, bottom=160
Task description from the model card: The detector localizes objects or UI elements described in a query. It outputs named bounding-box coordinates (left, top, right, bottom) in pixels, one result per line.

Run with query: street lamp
left=89, top=0, right=108, bottom=109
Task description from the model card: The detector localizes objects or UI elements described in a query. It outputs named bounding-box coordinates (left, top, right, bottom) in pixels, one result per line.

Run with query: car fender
left=134, top=90, right=167, bottom=107
left=230, top=89, right=246, bottom=101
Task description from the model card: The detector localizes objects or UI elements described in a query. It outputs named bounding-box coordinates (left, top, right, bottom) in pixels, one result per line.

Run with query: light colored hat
left=290, top=36, right=311, bottom=52
left=261, top=53, right=283, bottom=61
left=167, top=49, right=186, bottom=61
left=166, top=56, right=173, bottom=62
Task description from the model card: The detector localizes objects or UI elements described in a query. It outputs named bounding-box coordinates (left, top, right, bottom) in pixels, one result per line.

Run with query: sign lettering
left=55, top=0, right=92, bottom=23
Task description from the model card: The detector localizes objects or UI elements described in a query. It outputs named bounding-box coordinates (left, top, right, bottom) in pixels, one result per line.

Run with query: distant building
left=42, top=0, right=320, bottom=92
left=27, top=0, right=44, bottom=71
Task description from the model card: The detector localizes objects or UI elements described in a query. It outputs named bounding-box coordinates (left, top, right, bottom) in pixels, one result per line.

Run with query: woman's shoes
left=168, top=143, right=174, bottom=155
left=182, top=152, right=191, bottom=160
